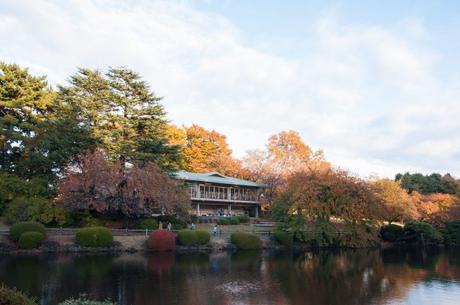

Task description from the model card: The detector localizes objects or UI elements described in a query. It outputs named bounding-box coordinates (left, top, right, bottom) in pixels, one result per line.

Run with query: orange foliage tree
left=411, top=192, right=459, bottom=225
left=167, top=124, right=250, bottom=178
left=244, top=130, right=330, bottom=206
left=371, top=179, right=419, bottom=224
left=57, top=150, right=190, bottom=218
left=279, top=169, right=380, bottom=224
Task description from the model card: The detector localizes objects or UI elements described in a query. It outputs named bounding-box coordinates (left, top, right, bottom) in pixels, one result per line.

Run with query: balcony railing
left=189, top=186, right=259, bottom=203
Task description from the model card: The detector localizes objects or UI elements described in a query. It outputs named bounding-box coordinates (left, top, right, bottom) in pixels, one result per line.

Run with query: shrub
left=155, top=215, right=186, bottom=230
left=403, top=221, right=443, bottom=244
left=236, top=215, right=250, bottom=223
left=59, top=296, right=114, bottom=305
left=300, top=221, right=339, bottom=247
left=195, top=230, right=211, bottom=245
left=381, top=224, right=404, bottom=242
left=230, top=217, right=240, bottom=225
left=338, top=223, right=379, bottom=248
left=231, top=232, right=262, bottom=250
left=136, top=218, right=158, bottom=230
left=218, top=218, right=231, bottom=225
left=10, top=221, right=46, bottom=242
left=18, top=232, right=45, bottom=249
left=443, top=220, right=460, bottom=246
left=177, top=229, right=198, bottom=246
left=273, top=230, right=293, bottom=246
left=4, top=196, right=70, bottom=226
left=76, top=227, right=113, bottom=247
left=0, top=285, right=36, bottom=305
left=147, top=230, right=176, bottom=251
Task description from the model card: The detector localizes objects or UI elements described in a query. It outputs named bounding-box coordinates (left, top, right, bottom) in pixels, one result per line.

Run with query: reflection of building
left=172, top=171, right=265, bottom=217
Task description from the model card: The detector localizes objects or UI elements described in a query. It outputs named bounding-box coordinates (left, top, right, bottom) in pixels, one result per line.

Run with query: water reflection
left=1, top=248, right=460, bottom=305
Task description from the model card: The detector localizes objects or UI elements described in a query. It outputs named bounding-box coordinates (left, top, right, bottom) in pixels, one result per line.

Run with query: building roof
left=172, top=170, right=265, bottom=188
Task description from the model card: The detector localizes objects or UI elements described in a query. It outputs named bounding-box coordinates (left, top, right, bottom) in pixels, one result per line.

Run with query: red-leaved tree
left=57, top=150, right=190, bottom=218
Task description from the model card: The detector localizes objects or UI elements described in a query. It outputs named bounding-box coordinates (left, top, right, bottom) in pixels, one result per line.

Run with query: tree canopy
left=58, top=67, right=181, bottom=169
left=395, top=172, right=460, bottom=195
left=58, top=150, right=190, bottom=218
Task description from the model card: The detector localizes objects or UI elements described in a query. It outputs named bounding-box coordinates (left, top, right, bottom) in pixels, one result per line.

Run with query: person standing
left=167, top=222, right=172, bottom=231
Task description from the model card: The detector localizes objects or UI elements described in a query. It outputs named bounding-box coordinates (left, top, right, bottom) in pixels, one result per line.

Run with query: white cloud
left=1, top=0, right=460, bottom=178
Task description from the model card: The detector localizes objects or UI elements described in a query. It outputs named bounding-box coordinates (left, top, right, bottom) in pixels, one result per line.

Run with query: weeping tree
left=57, top=150, right=190, bottom=219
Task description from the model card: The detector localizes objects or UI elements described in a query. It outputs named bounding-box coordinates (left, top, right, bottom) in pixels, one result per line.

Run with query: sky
left=1, top=0, right=460, bottom=178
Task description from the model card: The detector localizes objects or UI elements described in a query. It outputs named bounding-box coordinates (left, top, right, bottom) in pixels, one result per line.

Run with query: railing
left=0, top=227, right=275, bottom=237
left=190, top=185, right=260, bottom=203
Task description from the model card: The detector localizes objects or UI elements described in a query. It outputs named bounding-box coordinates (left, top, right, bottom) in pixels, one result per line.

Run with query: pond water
left=1, top=248, right=460, bottom=305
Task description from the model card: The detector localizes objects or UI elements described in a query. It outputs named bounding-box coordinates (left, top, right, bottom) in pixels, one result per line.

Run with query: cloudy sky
left=1, top=0, right=460, bottom=178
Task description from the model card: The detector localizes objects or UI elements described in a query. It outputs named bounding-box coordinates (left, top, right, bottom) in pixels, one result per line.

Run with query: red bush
left=147, top=230, right=176, bottom=251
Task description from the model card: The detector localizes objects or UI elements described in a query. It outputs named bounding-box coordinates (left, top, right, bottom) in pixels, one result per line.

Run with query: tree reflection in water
left=1, top=248, right=460, bottom=305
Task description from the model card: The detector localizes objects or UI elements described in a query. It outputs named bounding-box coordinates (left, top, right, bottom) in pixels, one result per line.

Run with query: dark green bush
left=155, top=215, right=186, bottom=230
left=195, top=230, right=211, bottom=245
left=236, top=215, right=250, bottom=223
left=18, top=232, right=45, bottom=249
left=273, top=230, right=293, bottom=246
left=300, top=221, right=340, bottom=247
left=0, top=285, right=36, bottom=305
left=177, top=229, right=198, bottom=246
left=443, top=220, right=460, bottom=245
left=381, top=224, right=404, bottom=242
left=403, top=221, right=442, bottom=244
left=218, top=218, right=231, bottom=225
left=10, top=221, right=46, bottom=242
left=177, top=229, right=211, bottom=246
left=76, top=227, right=113, bottom=247
left=231, top=232, right=262, bottom=249
left=230, top=217, right=240, bottom=225
left=338, top=223, right=379, bottom=248
left=136, top=218, right=158, bottom=230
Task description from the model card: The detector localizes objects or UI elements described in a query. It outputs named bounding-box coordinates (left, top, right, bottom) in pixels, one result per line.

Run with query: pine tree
left=58, top=67, right=181, bottom=169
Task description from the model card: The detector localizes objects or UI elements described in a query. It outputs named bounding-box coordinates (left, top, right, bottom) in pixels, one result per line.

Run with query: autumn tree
left=410, top=192, right=458, bottom=225
left=58, top=150, right=190, bottom=219
left=58, top=67, right=181, bottom=169
left=167, top=124, right=250, bottom=178
left=371, top=179, right=418, bottom=224
left=272, top=169, right=380, bottom=224
left=244, top=130, right=330, bottom=206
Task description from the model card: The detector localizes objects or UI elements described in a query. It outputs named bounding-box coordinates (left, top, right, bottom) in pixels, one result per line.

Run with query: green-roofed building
left=172, top=171, right=265, bottom=218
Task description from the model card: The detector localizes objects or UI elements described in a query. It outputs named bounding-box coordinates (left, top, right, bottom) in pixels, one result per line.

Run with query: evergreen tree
left=58, top=67, right=181, bottom=169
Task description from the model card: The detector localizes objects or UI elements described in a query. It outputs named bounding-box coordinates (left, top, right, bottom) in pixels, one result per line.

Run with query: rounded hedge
left=0, top=285, right=36, bottom=305
left=177, top=229, right=198, bottom=246
left=76, top=227, right=113, bottom=247
left=195, top=230, right=211, bottom=245
left=18, top=232, right=45, bottom=249
left=404, top=221, right=442, bottom=243
left=177, top=230, right=211, bottom=246
left=147, top=230, right=176, bottom=251
left=380, top=224, right=404, bottom=242
left=231, top=232, right=262, bottom=250
left=230, top=217, right=240, bottom=225
left=218, top=218, right=231, bottom=225
left=10, top=221, right=46, bottom=242
left=236, top=215, right=250, bottom=223
left=273, top=230, right=293, bottom=246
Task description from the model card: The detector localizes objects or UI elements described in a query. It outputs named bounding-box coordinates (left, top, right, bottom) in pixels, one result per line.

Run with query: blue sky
left=1, top=0, right=460, bottom=178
